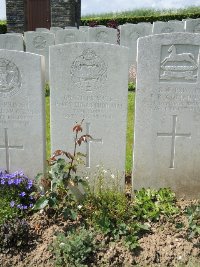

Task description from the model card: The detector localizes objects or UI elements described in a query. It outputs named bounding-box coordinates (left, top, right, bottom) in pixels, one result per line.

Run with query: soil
left=0, top=199, right=200, bottom=267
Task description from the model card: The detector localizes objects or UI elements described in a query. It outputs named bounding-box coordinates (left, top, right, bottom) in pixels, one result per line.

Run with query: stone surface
left=55, top=29, right=87, bottom=44
left=152, top=21, right=185, bottom=34
left=24, top=32, right=55, bottom=80
left=0, top=49, right=46, bottom=178
left=50, top=27, right=63, bottom=35
left=50, top=43, right=129, bottom=185
left=36, top=28, right=50, bottom=32
left=88, top=27, right=118, bottom=44
left=133, top=33, right=200, bottom=198
left=0, top=34, right=24, bottom=51
left=120, top=23, right=152, bottom=67
left=185, top=18, right=200, bottom=33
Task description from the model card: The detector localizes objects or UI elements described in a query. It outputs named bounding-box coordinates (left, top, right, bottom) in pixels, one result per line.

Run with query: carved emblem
left=96, top=31, right=108, bottom=42
left=64, top=33, right=75, bottom=42
left=161, top=27, right=174, bottom=33
left=194, top=23, right=200, bottom=33
left=129, top=31, right=140, bottom=41
left=33, top=36, right=47, bottom=49
left=0, top=58, right=21, bottom=95
left=71, top=49, right=107, bottom=92
left=160, top=45, right=198, bottom=82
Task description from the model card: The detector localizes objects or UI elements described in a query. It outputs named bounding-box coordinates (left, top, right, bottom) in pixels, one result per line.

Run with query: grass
left=45, top=91, right=135, bottom=173
left=82, top=6, right=200, bottom=19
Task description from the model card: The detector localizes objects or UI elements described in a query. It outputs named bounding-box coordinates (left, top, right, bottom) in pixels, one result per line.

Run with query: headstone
left=0, top=34, right=24, bottom=51
left=185, top=18, right=200, bottom=33
left=133, top=33, right=200, bottom=198
left=0, top=49, right=46, bottom=178
left=50, top=27, right=63, bottom=35
left=88, top=27, right=118, bottom=44
left=152, top=21, right=184, bottom=34
left=55, top=29, right=87, bottom=45
left=79, top=26, right=89, bottom=32
left=50, top=43, right=129, bottom=185
left=24, top=32, right=55, bottom=80
left=120, top=23, right=152, bottom=67
left=36, top=28, right=50, bottom=32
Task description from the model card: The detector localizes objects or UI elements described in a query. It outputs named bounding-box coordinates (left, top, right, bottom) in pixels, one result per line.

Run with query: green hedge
left=81, top=13, right=200, bottom=26
left=0, top=21, right=7, bottom=34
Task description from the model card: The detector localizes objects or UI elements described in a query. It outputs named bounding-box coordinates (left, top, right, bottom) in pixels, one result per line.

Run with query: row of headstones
left=1, top=18, right=200, bottom=77
left=1, top=32, right=200, bottom=198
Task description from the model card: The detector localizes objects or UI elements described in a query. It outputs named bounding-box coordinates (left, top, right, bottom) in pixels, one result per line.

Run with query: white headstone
left=36, top=28, right=50, bottom=32
left=50, top=27, right=63, bottom=35
left=0, top=49, right=46, bottom=178
left=120, top=23, right=152, bottom=67
left=88, top=27, right=118, bottom=44
left=50, top=43, right=129, bottom=184
left=185, top=18, right=200, bottom=33
left=0, top=34, right=24, bottom=51
left=133, top=33, right=200, bottom=198
left=24, top=32, right=55, bottom=80
left=79, top=26, right=89, bottom=32
left=55, top=29, right=87, bottom=45
left=152, top=21, right=184, bottom=34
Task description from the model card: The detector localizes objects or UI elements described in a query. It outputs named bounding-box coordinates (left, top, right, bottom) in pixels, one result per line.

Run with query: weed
left=185, top=203, right=200, bottom=239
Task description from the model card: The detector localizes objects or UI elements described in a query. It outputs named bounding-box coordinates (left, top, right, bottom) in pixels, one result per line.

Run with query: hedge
left=81, top=13, right=200, bottom=26
left=0, top=21, right=7, bottom=34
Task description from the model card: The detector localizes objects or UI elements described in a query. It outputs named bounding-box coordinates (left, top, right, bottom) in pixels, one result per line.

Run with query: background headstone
left=50, top=43, right=129, bottom=185
left=55, top=29, right=87, bottom=45
left=24, top=32, right=55, bottom=80
left=185, top=18, right=200, bottom=33
left=0, top=34, right=24, bottom=51
left=88, top=27, right=118, bottom=44
left=0, top=49, right=46, bottom=178
left=152, top=21, right=185, bottom=34
left=133, top=33, right=200, bottom=198
left=120, top=23, right=152, bottom=67
left=36, top=28, right=50, bottom=32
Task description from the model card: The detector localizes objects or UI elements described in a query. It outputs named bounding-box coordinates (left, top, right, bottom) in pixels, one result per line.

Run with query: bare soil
left=0, top=199, right=200, bottom=267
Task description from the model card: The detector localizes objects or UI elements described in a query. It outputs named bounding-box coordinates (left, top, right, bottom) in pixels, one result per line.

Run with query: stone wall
left=6, top=0, right=25, bottom=33
left=6, top=0, right=81, bottom=33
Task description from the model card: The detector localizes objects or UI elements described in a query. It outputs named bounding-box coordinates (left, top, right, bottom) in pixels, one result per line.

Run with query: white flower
left=85, top=176, right=89, bottom=180
left=111, top=174, right=115, bottom=179
left=103, top=169, right=107, bottom=174
left=78, top=205, right=83, bottom=209
left=59, top=242, right=65, bottom=248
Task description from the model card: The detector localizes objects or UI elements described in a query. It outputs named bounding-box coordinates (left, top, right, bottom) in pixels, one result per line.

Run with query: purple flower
left=19, top=192, right=26, bottom=197
left=26, top=180, right=33, bottom=190
left=10, top=201, right=15, bottom=207
left=0, top=179, right=5, bottom=185
left=23, top=205, right=28, bottom=210
left=29, top=204, right=33, bottom=208
left=17, top=204, right=23, bottom=209
left=8, top=179, right=14, bottom=185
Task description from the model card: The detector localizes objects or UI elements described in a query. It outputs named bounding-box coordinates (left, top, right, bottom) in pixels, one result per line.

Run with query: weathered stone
left=0, top=49, right=46, bottom=178
left=55, top=29, right=87, bottom=44
left=120, top=23, right=152, bottom=67
left=50, top=43, right=129, bottom=185
left=185, top=18, right=200, bottom=33
left=152, top=21, right=185, bottom=34
left=0, top=34, right=24, bottom=51
left=133, top=33, right=200, bottom=198
left=24, top=32, right=55, bottom=80
left=88, top=27, right=118, bottom=44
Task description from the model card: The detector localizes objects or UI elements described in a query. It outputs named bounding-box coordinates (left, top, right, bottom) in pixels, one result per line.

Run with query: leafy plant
left=50, top=227, right=97, bottom=267
left=33, top=120, right=91, bottom=219
left=185, top=203, right=200, bottom=239
left=132, top=188, right=179, bottom=221
left=0, top=217, right=30, bottom=253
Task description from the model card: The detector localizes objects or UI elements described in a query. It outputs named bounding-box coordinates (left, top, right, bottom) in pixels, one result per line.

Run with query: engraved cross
left=0, top=128, right=24, bottom=172
left=157, top=115, right=191, bottom=169
left=86, top=122, right=103, bottom=168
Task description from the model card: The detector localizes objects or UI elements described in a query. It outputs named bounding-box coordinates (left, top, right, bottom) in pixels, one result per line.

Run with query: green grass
left=45, top=91, right=135, bottom=173
left=82, top=6, right=200, bottom=19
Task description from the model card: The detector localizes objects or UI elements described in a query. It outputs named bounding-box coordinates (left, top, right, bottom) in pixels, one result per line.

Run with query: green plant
left=81, top=188, right=148, bottom=250
left=128, top=82, right=135, bottom=91
left=0, top=217, right=30, bottom=253
left=50, top=227, right=97, bottom=267
left=185, top=203, right=200, bottom=239
left=33, top=120, right=90, bottom=219
left=132, top=188, right=179, bottom=221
